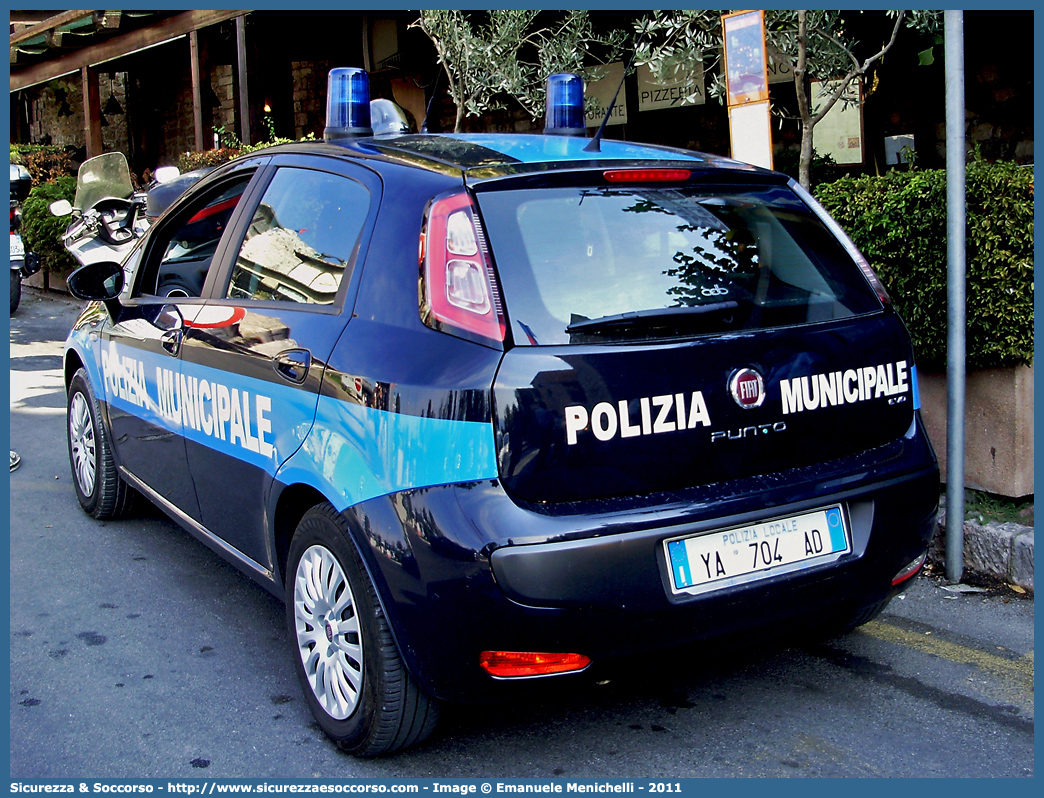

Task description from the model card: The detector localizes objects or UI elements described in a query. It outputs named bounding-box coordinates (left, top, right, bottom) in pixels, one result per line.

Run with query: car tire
left=10, top=267, right=21, bottom=313
left=286, top=503, right=439, bottom=756
left=67, top=368, right=137, bottom=519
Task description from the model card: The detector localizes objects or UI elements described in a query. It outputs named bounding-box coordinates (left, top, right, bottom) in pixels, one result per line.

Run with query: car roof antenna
left=584, top=18, right=650, bottom=154
left=420, top=68, right=442, bottom=134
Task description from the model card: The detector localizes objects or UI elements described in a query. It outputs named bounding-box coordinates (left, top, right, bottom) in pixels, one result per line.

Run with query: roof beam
left=10, top=9, right=248, bottom=92
left=9, top=11, right=59, bottom=26
left=10, top=10, right=94, bottom=46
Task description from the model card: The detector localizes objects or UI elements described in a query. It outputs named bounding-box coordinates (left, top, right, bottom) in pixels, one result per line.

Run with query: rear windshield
left=476, top=183, right=881, bottom=345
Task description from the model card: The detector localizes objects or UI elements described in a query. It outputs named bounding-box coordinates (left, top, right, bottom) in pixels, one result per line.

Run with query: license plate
left=664, top=506, right=850, bottom=596
left=10, top=234, right=24, bottom=258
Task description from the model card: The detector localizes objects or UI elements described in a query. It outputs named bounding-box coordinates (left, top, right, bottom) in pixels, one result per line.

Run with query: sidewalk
left=930, top=507, right=1034, bottom=592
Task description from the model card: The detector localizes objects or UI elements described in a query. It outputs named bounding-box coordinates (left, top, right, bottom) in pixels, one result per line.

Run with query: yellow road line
left=859, top=619, right=1034, bottom=693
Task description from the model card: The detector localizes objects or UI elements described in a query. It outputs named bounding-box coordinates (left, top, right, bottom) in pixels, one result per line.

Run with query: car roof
left=250, top=133, right=777, bottom=184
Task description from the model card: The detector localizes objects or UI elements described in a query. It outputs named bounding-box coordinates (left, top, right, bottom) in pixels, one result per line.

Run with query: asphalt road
left=9, top=287, right=1035, bottom=779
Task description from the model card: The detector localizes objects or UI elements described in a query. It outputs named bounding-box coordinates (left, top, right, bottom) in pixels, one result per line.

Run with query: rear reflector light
left=421, top=191, right=505, bottom=342
left=891, top=551, right=927, bottom=586
left=603, top=168, right=692, bottom=183
left=480, top=651, right=591, bottom=678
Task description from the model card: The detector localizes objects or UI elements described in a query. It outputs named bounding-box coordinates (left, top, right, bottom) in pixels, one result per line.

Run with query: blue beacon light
left=544, top=73, right=586, bottom=137
left=324, top=67, right=373, bottom=140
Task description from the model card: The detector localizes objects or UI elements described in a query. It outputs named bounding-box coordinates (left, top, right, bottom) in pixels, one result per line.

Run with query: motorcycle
left=48, top=152, right=178, bottom=289
left=10, top=163, right=41, bottom=313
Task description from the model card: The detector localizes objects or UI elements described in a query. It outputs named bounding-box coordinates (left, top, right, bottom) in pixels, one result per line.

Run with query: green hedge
left=814, top=160, right=1034, bottom=370
left=21, top=176, right=78, bottom=277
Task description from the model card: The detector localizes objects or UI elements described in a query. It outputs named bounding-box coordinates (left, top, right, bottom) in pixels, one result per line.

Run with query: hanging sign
left=722, top=10, right=770, bottom=106
left=637, top=62, right=705, bottom=110
left=585, top=62, right=628, bottom=127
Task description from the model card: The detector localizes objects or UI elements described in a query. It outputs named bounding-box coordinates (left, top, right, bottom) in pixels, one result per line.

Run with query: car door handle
left=160, top=329, right=182, bottom=356
left=274, top=349, right=311, bottom=384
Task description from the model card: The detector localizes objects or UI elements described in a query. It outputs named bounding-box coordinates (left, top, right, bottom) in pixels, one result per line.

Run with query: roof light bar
left=370, top=98, right=412, bottom=136
left=324, top=67, right=373, bottom=141
left=544, top=73, right=586, bottom=137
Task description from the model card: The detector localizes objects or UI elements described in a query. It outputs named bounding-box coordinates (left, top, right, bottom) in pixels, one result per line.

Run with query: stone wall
left=24, top=73, right=129, bottom=156
left=291, top=60, right=333, bottom=139
left=212, top=64, right=237, bottom=145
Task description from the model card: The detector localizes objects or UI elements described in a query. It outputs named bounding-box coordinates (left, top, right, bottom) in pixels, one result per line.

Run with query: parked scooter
left=10, top=163, right=42, bottom=313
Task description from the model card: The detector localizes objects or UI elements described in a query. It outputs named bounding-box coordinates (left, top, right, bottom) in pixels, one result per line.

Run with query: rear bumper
left=349, top=419, right=938, bottom=703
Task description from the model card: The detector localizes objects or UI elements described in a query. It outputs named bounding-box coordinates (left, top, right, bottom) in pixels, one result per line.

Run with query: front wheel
left=10, top=267, right=21, bottom=313
left=286, top=503, right=439, bottom=756
left=67, top=368, right=137, bottom=518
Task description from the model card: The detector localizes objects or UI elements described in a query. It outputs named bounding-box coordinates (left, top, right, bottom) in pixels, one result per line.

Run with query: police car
left=63, top=68, right=938, bottom=756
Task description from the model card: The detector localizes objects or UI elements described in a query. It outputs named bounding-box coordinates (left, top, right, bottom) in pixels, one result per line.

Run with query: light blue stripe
left=289, top=395, right=497, bottom=513
left=72, top=338, right=497, bottom=512
left=911, top=364, right=921, bottom=410
left=446, top=133, right=705, bottom=164
left=66, top=328, right=106, bottom=399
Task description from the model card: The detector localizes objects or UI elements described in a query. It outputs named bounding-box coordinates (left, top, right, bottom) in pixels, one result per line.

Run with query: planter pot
left=25, top=267, right=70, bottom=294
left=918, top=365, right=1033, bottom=498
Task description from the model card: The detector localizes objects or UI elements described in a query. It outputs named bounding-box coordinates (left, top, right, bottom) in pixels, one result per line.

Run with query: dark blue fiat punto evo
left=63, top=69, right=938, bottom=755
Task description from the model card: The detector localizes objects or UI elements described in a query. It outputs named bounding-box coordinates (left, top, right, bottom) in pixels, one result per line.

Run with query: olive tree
left=412, top=10, right=627, bottom=133
left=636, top=10, right=941, bottom=189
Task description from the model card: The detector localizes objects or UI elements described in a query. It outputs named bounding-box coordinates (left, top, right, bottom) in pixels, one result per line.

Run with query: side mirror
left=50, top=199, right=73, bottom=217
left=153, top=166, right=181, bottom=185
left=67, top=261, right=124, bottom=301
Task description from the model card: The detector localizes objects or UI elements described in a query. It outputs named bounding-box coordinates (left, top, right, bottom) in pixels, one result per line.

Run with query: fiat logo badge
left=730, top=368, right=765, bottom=410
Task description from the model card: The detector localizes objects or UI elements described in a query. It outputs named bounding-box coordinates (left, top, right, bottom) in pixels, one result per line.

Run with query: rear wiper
left=565, top=301, right=740, bottom=333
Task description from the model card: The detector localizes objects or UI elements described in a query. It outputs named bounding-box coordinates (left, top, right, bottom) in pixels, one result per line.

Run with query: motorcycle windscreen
left=74, top=152, right=134, bottom=210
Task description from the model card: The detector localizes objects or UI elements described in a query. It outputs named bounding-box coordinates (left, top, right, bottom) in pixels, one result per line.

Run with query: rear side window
left=226, top=167, right=369, bottom=305
left=476, top=184, right=881, bottom=345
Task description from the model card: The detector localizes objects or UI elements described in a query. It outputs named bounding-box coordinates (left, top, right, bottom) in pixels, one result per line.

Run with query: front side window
left=477, top=184, right=882, bottom=345
left=138, top=176, right=251, bottom=298
left=225, top=167, right=369, bottom=305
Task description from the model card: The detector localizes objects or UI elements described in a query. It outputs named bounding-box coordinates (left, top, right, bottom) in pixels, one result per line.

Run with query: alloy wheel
left=293, top=544, right=364, bottom=720
left=69, top=392, right=97, bottom=498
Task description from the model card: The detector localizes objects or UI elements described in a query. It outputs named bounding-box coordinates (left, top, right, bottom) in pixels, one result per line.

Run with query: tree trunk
left=798, top=121, right=814, bottom=190
left=792, top=11, right=813, bottom=191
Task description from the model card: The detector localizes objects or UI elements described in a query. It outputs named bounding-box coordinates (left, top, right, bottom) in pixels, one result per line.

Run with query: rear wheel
left=286, top=503, right=439, bottom=756
left=10, top=267, right=21, bottom=313
left=67, top=368, right=137, bottom=518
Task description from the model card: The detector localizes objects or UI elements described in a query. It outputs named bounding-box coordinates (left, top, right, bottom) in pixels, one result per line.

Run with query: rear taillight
left=420, top=190, right=505, bottom=343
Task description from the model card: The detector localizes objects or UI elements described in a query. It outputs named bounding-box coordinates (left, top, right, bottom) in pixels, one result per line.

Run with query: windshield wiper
left=565, top=301, right=740, bottom=334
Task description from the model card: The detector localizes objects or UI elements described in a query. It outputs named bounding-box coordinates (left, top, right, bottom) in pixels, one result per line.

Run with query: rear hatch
left=474, top=169, right=918, bottom=505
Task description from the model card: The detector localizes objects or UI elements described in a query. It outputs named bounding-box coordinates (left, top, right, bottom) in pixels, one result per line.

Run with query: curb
left=930, top=509, right=1034, bottom=592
